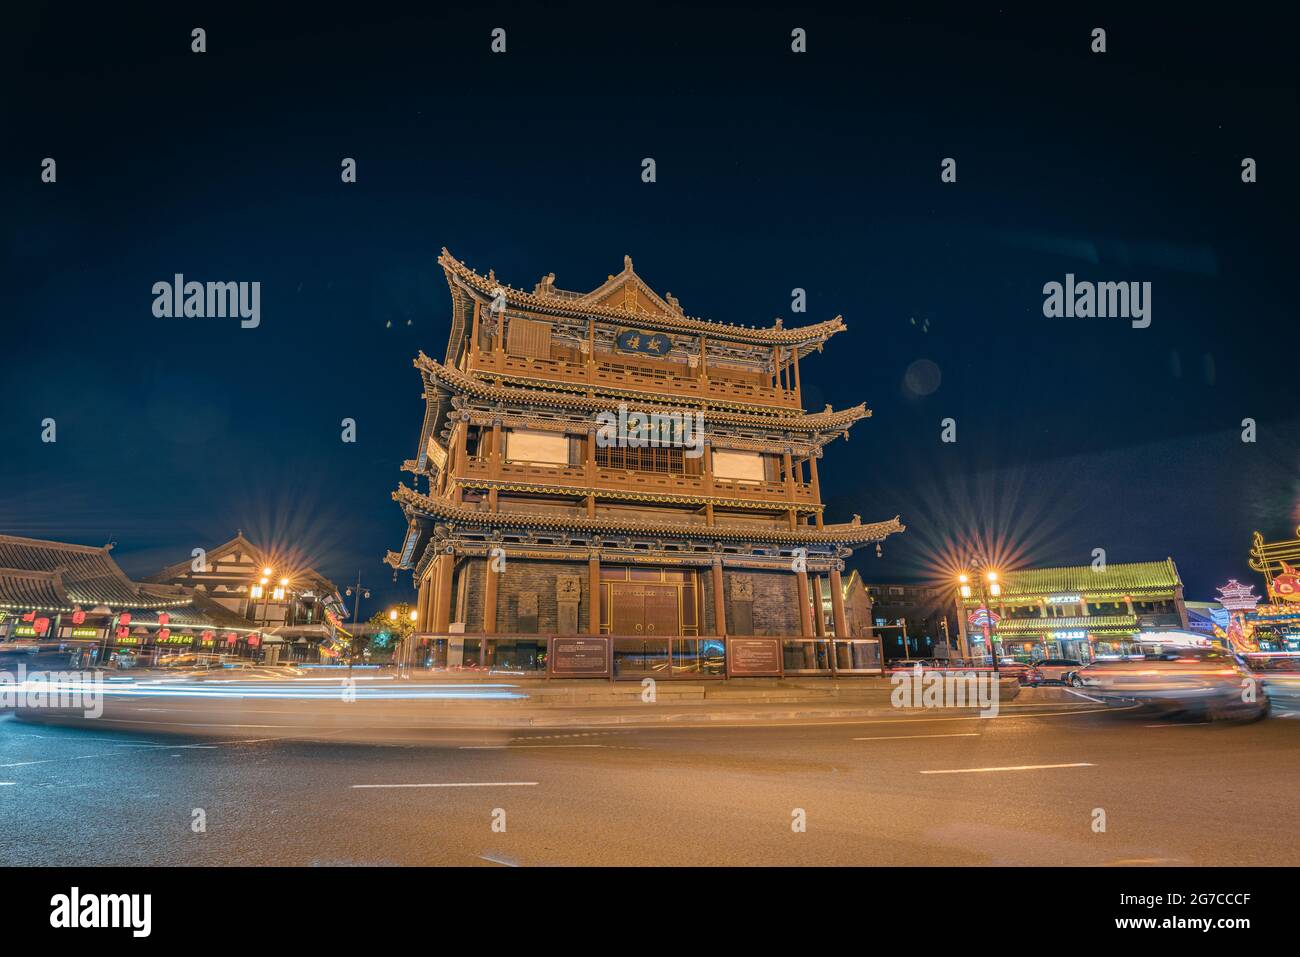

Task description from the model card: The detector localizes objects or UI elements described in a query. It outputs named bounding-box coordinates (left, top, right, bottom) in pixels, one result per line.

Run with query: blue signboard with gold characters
left=615, top=329, right=671, bottom=357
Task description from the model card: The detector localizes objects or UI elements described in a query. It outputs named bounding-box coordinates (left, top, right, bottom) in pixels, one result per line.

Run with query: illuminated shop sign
left=1052, top=630, right=1087, bottom=641
left=13, top=625, right=38, bottom=637
left=68, top=627, right=99, bottom=638
left=1048, top=595, right=1081, bottom=604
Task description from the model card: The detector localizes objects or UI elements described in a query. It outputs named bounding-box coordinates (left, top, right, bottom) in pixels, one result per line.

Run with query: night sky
left=4, top=3, right=1297, bottom=611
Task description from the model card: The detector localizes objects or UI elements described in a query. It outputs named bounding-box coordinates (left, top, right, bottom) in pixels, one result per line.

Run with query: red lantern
left=71, top=608, right=86, bottom=625
left=33, top=617, right=50, bottom=635
left=158, top=612, right=170, bottom=626
left=247, top=634, right=260, bottom=647
left=201, top=630, right=215, bottom=642
left=116, top=626, right=130, bottom=639
left=21, top=611, right=35, bottom=622
left=225, top=632, right=237, bottom=644
left=118, top=612, right=132, bottom=626
left=158, top=628, right=171, bottom=641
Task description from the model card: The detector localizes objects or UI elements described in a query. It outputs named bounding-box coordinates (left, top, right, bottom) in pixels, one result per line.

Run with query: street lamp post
left=344, top=573, right=371, bottom=665
left=389, top=605, right=419, bottom=676
left=959, top=560, right=1002, bottom=674
left=249, top=566, right=291, bottom=663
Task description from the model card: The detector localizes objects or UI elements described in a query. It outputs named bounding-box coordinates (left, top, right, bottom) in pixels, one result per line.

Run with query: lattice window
left=596, top=445, right=686, bottom=475
left=506, top=316, right=552, bottom=359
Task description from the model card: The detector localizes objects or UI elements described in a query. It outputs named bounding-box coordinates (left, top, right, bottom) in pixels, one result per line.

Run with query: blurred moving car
left=1072, top=648, right=1267, bottom=720
left=1027, top=658, right=1082, bottom=685
left=0, top=641, right=42, bottom=655
left=110, top=651, right=139, bottom=670
left=885, top=658, right=938, bottom=673
left=156, top=652, right=226, bottom=669
left=1242, top=653, right=1300, bottom=706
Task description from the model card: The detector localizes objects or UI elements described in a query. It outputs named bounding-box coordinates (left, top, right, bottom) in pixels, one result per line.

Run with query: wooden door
left=609, top=582, right=645, bottom=635
left=642, top=584, right=678, bottom=637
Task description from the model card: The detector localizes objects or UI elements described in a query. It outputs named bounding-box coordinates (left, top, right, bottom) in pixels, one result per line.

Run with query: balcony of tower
left=463, top=316, right=806, bottom=413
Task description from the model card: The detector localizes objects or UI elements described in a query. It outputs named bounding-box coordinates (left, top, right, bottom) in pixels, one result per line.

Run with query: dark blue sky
left=4, top=3, right=1297, bottom=609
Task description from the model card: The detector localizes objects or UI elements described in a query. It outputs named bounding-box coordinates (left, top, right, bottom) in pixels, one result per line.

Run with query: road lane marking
left=1062, top=688, right=1106, bottom=704
left=854, top=733, right=980, bottom=741
left=479, top=854, right=520, bottom=867
left=351, top=782, right=539, bottom=789
left=0, top=782, right=15, bottom=786
left=920, top=762, right=1095, bottom=775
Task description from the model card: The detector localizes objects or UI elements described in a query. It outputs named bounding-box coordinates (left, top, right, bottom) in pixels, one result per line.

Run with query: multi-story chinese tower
left=386, top=249, right=902, bottom=671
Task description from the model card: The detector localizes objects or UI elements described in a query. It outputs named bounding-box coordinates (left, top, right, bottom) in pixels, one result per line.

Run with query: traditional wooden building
left=955, top=558, right=1188, bottom=662
left=386, top=250, right=903, bottom=671
left=0, top=534, right=270, bottom=661
left=145, top=533, right=349, bottom=661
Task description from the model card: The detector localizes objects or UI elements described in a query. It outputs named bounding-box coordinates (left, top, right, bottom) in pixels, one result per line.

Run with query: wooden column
left=451, top=420, right=467, bottom=503
left=416, top=576, right=430, bottom=632
left=795, top=569, right=813, bottom=637
left=782, top=450, right=793, bottom=497
left=483, top=554, right=499, bottom=633
left=469, top=301, right=481, bottom=365
left=490, top=422, right=503, bottom=478
left=587, top=556, right=601, bottom=635
left=711, top=560, right=727, bottom=637
left=829, top=567, right=848, bottom=638
left=431, top=556, right=447, bottom=631
left=791, top=345, right=802, bottom=401
left=808, top=454, right=823, bottom=529
left=812, top=574, right=826, bottom=636
left=703, top=441, right=716, bottom=494
left=434, top=553, right=454, bottom=632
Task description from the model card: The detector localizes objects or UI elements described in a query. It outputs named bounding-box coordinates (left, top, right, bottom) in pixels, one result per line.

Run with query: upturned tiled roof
left=416, top=354, right=870, bottom=432
left=125, top=593, right=262, bottom=631
left=0, top=569, right=70, bottom=612
left=441, top=249, right=846, bottom=348
left=391, top=483, right=903, bottom=554
left=975, top=560, right=1183, bottom=600
left=0, top=535, right=189, bottom=609
left=994, top=614, right=1138, bottom=635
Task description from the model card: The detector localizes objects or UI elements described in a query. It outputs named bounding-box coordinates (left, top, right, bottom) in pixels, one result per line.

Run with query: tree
left=365, top=602, right=418, bottom=651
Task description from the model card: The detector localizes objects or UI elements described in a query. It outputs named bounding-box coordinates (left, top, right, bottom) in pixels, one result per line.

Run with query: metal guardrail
left=396, top=634, right=884, bottom=679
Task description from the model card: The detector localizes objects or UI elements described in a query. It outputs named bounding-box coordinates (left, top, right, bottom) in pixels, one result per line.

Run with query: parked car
left=1071, top=649, right=1267, bottom=720
left=1027, top=658, right=1082, bottom=685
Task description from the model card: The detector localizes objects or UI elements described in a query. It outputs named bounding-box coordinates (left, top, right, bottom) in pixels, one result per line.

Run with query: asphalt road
left=2, top=695, right=1297, bottom=866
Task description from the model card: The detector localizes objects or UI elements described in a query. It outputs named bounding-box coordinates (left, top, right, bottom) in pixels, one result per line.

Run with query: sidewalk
left=354, top=673, right=1096, bottom=729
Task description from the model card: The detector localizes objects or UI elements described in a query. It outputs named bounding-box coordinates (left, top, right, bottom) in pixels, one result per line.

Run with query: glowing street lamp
left=959, top=562, right=1003, bottom=673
